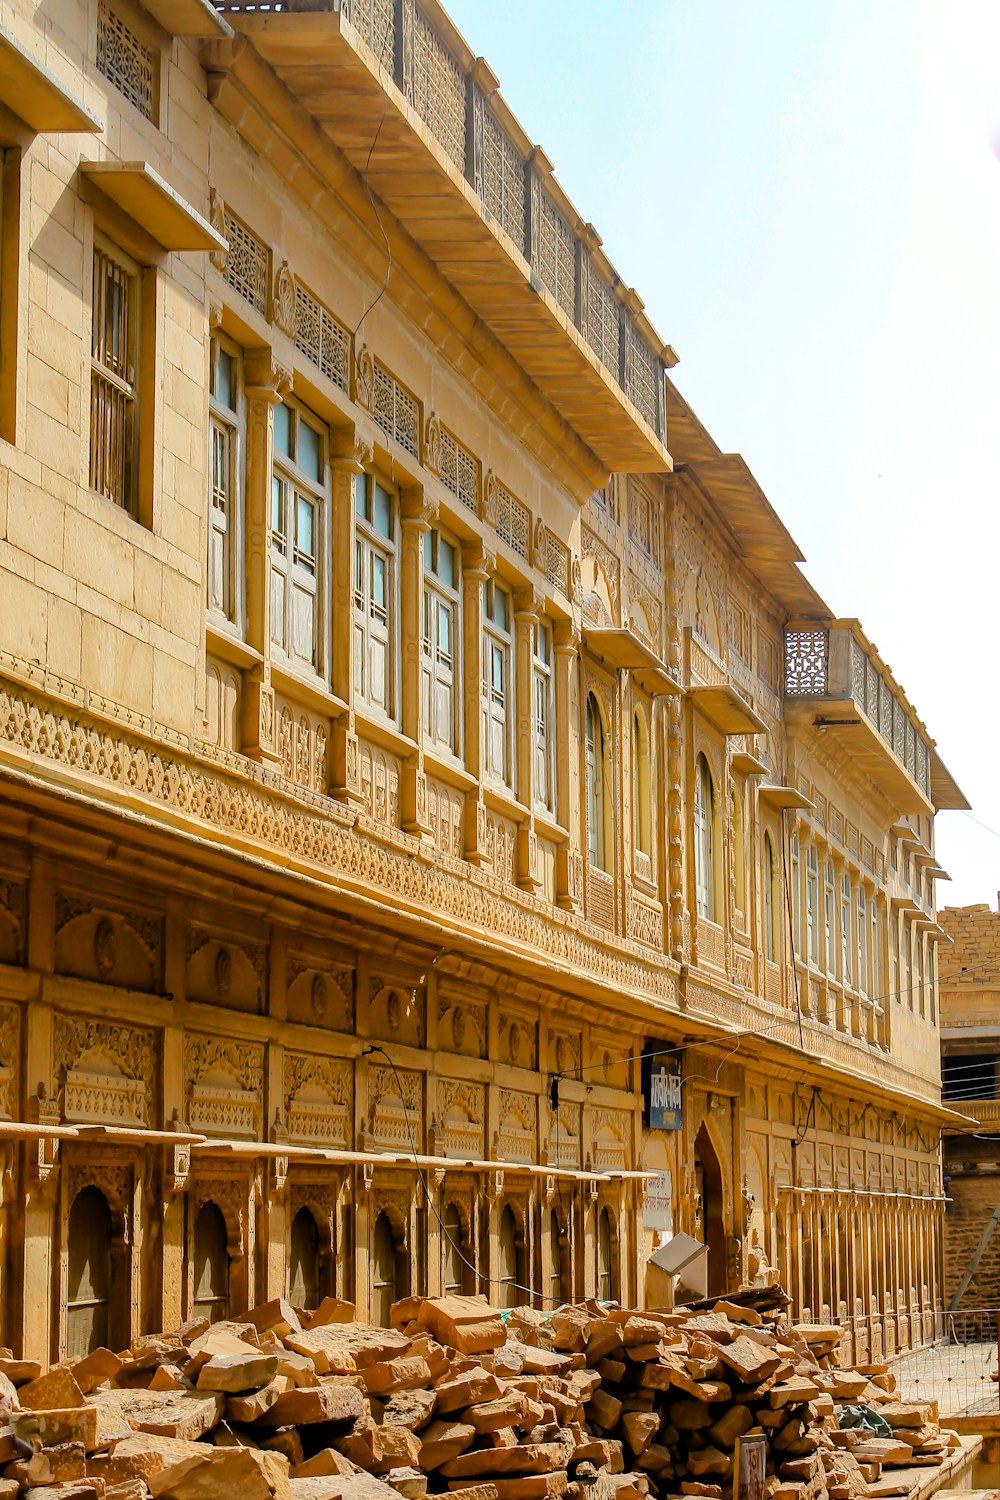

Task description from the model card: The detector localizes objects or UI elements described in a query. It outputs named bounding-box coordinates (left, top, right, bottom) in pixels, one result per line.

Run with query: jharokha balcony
left=209, top=0, right=675, bottom=477
left=783, top=621, right=967, bottom=816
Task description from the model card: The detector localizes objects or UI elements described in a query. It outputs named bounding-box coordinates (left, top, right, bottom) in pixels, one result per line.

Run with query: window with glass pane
left=270, top=400, right=325, bottom=673
left=482, top=579, right=512, bottom=785
left=790, top=833, right=800, bottom=955
left=824, top=862, right=835, bottom=977
left=841, top=875, right=853, bottom=986
left=208, top=335, right=243, bottom=626
left=694, top=755, right=714, bottom=920
left=422, top=527, right=460, bottom=754
left=857, top=887, right=868, bottom=996
left=355, top=472, right=396, bottom=720
left=586, top=694, right=609, bottom=872
left=90, top=241, right=138, bottom=515
left=805, top=846, right=819, bottom=966
left=763, top=832, right=776, bottom=962
left=533, top=621, right=554, bottom=814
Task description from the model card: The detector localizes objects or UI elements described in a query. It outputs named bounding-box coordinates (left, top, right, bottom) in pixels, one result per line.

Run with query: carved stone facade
left=0, top=0, right=960, bottom=1363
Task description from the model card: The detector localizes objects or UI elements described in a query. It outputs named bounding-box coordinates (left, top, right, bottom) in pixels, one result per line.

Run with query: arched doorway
left=373, top=1211, right=408, bottom=1326
left=549, top=1210, right=565, bottom=1306
left=597, top=1205, right=618, bottom=1303
left=497, top=1204, right=521, bottom=1308
left=192, top=1201, right=230, bottom=1325
left=66, top=1186, right=112, bottom=1358
left=694, top=1122, right=727, bottom=1296
left=442, top=1202, right=466, bottom=1296
left=289, top=1206, right=320, bottom=1311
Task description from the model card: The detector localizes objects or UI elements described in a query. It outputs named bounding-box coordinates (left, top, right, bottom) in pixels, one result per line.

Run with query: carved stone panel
left=548, top=1026, right=581, bottom=1079
left=185, top=1034, right=263, bottom=1139
left=54, top=894, right=161, bottom=992
left=434, top=1079, right=485, bottom=1160
left=369, top=981, right=425, bottom=1049
left=286, top=959, right=353, bottom=1032
left=590, top=1108, right=629, bottom=1171
left=546, top=1102, right=581, bottom=1168
left=283, top=1053, right=352, bottom=1147
left=54, top=1014, right=154, bottom=1127
left=186, top=930, right=265, bottom=1015
left=495, top=1088, right=536, bottom=1164
left=437, top=991, right=486, bottom=1059
left=498, top=1011, right=538, bottom=1070
left=367, top=1064, right=422, bottom=1153
left=0, top=1003, right=20, bottom=1119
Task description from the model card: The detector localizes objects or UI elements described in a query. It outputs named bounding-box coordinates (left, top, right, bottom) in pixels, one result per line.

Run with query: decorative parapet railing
left=783, top=623, right=931, bottom=804
left=213, top=0, right=669, bottom=443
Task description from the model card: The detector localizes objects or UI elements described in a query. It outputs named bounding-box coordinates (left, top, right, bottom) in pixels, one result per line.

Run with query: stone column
left=554, top=620, right=582, bottom=911
left=461, top=542, right=493, bottom=865
left=329, top=432, right=372, bottom=804
left=399, top=487, right=436, bottom=836
left=242, top=351, right=290, bottom=767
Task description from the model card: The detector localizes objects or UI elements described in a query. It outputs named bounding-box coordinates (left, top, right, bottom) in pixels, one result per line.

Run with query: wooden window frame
left=208, top=331, right=245, bottom=634
left=422, top=524, right=461, bottom=756
left=89, top=233, right=143, bottom=520
left=354, top=469, right=398, bottom=723
left=271, top=395, right=328, bottom=680
left=482, top=577, right=513, bottom=789
left=533, top=619, right=555, bottom=817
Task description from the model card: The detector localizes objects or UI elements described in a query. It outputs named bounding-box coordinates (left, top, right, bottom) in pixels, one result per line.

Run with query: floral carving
left=424, top=414, right=442, bottom=475
left=272, top=260, right=298, bottom=338
left=209, top=190, right=228, bottom=272
left=354, top=344, right=375, bottom=411
left=185, top=1034, right=263, bottom=1096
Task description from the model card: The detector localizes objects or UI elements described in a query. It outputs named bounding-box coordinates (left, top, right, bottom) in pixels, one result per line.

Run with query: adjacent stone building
left=0, top=0, right=966, bottom=1363
left=939, top=902, right=1000, bottom=1310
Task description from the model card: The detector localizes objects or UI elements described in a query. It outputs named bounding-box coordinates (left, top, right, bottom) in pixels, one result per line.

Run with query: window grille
left=538, top=528, right=569, bottom=597
left=784, top=629, right=828, bottom=696
left=439, top=429, right=479, bottom=514
left=625, top=318, right=659, bottom=430
left=537, top=190, right=576, bottom=320
left=294, top=282, right=350, bottom=393
left=410, top=6, right=466, bottom=172
left=346, top=0, right=395, bottom=64
left=372, top=362, right=419, bottom=458
left=481, top=109, right=525, bottom=251
left=97, top=1, right=156, bottom=121
left=495, top=482, right=530, bottom=561
left=587, top=272, right=620, bottom=375
left=90, top=244, right=137, bottom=514
left=222, top=209, right=269, bottom=319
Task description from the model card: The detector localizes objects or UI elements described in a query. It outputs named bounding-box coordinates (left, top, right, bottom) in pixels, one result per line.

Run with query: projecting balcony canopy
left=758, top=783, right=813, bottom=812
left=688, top=684, right=767, bottom=736
left=143, top=0, right=232, bottom=36
left=206, top=6, right=673, bottom=475
left=583, top=627, right=682, bottom=698
left=730, top=749, right=769, bottom=776
left=783, top=620, right=967, bottom=816
left=0, top=23, right=102, bottom=140
left=79, top=162, right=227, bottom=254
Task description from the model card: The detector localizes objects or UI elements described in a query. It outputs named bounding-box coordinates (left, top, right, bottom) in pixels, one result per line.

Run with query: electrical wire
left=362, top=1042, right=565, bottom=1308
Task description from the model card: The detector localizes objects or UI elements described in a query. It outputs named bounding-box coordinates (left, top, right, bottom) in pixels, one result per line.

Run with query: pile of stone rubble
left=0, top=1293, right=962, bottom=1500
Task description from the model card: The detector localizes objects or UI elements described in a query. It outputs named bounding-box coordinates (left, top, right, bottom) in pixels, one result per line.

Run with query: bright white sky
left=444, top=0, right=1000, bottom=911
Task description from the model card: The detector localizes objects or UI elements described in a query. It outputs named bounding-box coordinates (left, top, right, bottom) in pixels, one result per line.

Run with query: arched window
left=67, top=1186, right=112, bottom=1358
left=763, top=832, right=778, bottom=962
left=597, top=1206, right=617, bottom=1303
left=498, top=1204, right=520, bottom=1308
left=442, top=1202, right=465, bottom=1296
left=731, top=788, right=746, bottom=914
left=373, top=1211, right=402, bottom=1327
left=633, top=709, right=652, bottom=860
left=549, top=1209, right=565, bottom=1306
left=585, top=694, right=611, bottom=872
left=289, top=1206, right=320, bottom=1311
left=193, top=1201, right=229, bottom=1326
left=694, top=754, right=715, bottom=920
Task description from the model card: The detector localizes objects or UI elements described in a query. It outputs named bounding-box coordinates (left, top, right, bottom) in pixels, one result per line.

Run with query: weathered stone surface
left=255, top=1381, right=366, bottom=1427
left=434, top=1372, right=503, bottom=1415
left=286, top=1326, right=409, bottom=1376
left=14, top=1406, right=98, bottom=1450
left=416, top=1419, right=476, bottom=1468
left=19, top=1369, right=85, bottom=1411
left=381, top=1387, right=436, bottom=1431
left=116, top=1390, right=225, bottom=1441
left=414, top=1298, right=506, bottom=1356
left=197, top=1351, right=280, bottom=1393
left=361, top=1356, right=431, bottom=1395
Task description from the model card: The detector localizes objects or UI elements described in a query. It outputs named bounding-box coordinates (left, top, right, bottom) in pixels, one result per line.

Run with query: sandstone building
left=0, top=0, right=967, bottom=1362
left=938, top=902, right=1000, bottom=1311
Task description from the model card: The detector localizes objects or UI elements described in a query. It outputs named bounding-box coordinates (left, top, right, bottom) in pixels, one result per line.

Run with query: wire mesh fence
left=889, top=1309, right=998, bottom=1417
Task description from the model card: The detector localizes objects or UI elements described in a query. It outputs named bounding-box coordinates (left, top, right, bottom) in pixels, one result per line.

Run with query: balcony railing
left=213, top=0, right=669, bottom=446
left=783, top=624, right=932, bottom=810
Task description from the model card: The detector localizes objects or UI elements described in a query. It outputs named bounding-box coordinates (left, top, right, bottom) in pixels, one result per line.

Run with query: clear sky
left=444, top=0, right=1000, bottom=910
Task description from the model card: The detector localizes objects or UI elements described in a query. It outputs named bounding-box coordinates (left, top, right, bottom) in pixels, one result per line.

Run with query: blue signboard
left=648, top=1053, right=682, bottom=1130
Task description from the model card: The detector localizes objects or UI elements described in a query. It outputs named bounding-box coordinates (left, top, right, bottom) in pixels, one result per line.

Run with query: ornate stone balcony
left=783, top=621, right=965, bottom=815
left=210, top=0, right=674, bottom=473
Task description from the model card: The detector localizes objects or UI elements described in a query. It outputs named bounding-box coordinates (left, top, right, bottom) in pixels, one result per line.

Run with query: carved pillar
left=329, top=432, right=372, bottom=804
left=461, top=542, right=492, bottom=866
left=553, top=620, right=582, bottom=911
left=513, top=586, right=543, bottom=891
left=399, top=487, right=435, bottom=836
left=242, top=351, right=291, bottom=766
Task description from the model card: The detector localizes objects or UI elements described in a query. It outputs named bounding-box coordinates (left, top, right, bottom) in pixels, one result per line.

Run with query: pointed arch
left=586, top=692, right=613, bottom=873
left=694, top=753, right=716, bottom=920
left=633, top=706, right=652, bottom=859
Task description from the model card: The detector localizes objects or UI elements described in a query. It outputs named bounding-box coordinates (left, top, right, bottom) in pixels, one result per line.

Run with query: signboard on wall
left=647, top=1051, right=682, bottom=1130
left=645, top=1170, right=673, bottom=1232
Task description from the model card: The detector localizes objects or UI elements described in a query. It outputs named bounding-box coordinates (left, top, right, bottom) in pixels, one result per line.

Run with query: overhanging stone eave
left=218, top=13, right=672, bottom=476
left=784, top=699, right=933, bottom=816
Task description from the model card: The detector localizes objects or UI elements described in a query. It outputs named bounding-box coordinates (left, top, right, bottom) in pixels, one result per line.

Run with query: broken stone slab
left=289, top=1472, right=402, bottom=1500
left=225, top=1377, right=289, bottom=1423
left=434, top=1371, right=503, bottom=1415
left=416, top=1420, right=476, bottom=1469
left=286, top=1325, right=410, bottom=1376
left=13, top=1406, right=98, bottom=1450
left=197, top=1350, right=280, bottom=1394
left=18, top=1368, right=86, bottom=1410
left=620, top=1411, right=659, bottom=1457
left=150, top=1446, right=286, bottom=1500
left=714, top=1335, right=782, bottom=1383
left=439, top=1443, right=571, bottom=1479
left=336, top=1420, right=422, bottom=1472
left=464, top=1396, right=528, bottom=1434
left=70, top=1349, right=123, bottom=1395
left=380, top=1387, right=436, bottom=1431
left=685, top=1445, right=732, bottom=1479
left=115, top=1390, right=225, bottom=1441
left=300, top=1299, right=360, bottom=1330
left=245, top=1298, right=303, bottom=1339
left=361, top=1357, right=431, bottom=1396
left=414, top=1297, right=507, bottom=1356
left=706, top=1404, right=753, bottom=1449
left=254, top=1381, right=366, bottom=1427
left=0, top=1358, right=41, bottom=1386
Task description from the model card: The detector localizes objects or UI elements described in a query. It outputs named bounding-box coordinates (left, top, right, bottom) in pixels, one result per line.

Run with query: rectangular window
left=271, top=399, right=325, bottom=674
left=90, top=241, right=138, bottom=516
left=482, top=578, right=513, bottom=787
left=208, top=334, right=244, bottom=628
left=823, top=860, right=835, bottom=977
left=354, top=472, right=396, bottom=719
left=857, top=887, right=868, bottom=997
left=805, top=845, right=819, bottom=966
left=533, top=620, right=555, bottom=815
left=422, top=527, right=459, bottom=753
left=790, top=833, right=801, bottom=957
left=841, top=874, right=853, bottom=987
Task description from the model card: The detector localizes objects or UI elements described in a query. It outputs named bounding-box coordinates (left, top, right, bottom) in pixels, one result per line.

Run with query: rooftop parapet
left=210, top=0, right=675, bottom=474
